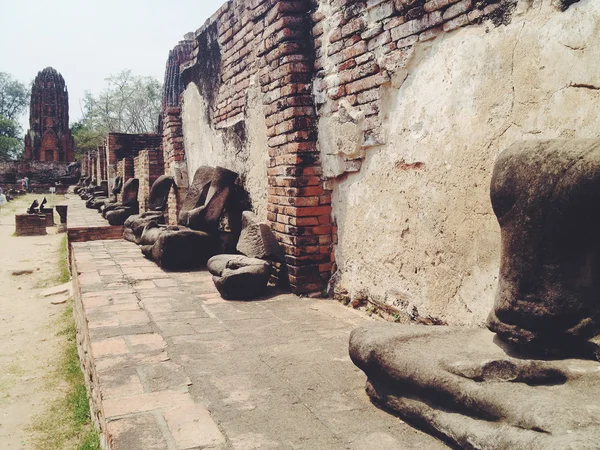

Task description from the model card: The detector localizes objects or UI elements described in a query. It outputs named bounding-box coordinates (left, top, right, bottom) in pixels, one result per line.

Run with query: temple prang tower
left=24, top=67, right=75, bottom=162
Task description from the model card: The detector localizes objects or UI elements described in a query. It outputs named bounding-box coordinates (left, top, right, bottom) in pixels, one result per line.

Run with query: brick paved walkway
left=68, top=197, right=447, bottom=449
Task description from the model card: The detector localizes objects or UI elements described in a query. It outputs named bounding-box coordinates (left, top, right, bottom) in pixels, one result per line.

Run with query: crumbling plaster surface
left=324, top=0, right=600, bottom=325
left=182, top=81, right=269, bottom=220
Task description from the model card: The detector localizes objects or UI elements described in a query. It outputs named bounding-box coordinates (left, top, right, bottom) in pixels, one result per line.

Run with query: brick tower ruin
left=24, top=67, right=75, bottom=162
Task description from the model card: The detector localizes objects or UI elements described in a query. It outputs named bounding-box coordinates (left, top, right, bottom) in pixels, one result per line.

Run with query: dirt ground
left=0, top=194, right=68, bottom=448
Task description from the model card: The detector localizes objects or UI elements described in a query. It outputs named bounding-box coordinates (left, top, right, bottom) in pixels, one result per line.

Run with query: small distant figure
left=24, top=176, right=30, bottom=192
left=0, top=187, right=7, bottom=206
left=0, top=187, right=7, bottom=221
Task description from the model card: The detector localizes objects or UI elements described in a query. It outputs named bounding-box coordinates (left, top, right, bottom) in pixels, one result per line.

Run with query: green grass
left=27, top=305, right=101, bottom=450
left=26, top=232, right=100, bottom=450
left=57, top=234, right=71, bottom=284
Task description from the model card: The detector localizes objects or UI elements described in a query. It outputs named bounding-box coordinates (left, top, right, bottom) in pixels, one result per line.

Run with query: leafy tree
left=81, top=70, right=162, bottom=134
left=71, top=121, right=105, bottom=161
left=0, top=115, right=23, bottom=160
left=0, top=72, right=29, bottom=121
left=0, top=73, right=29, bottom=160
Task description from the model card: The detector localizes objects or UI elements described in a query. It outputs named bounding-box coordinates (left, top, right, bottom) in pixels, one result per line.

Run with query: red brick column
left=97, top=144, right=107, bottom=181
left=105, top=134, right=119, bottom=191
left=117, top=158, right=134, bottom=202
left=134, top=148, right=164, bottom=212
left=162, top=107, right=186, bottom=225
left=256, top=0, right=333, bottom=294
left=90, top=154, right=98, bottom=182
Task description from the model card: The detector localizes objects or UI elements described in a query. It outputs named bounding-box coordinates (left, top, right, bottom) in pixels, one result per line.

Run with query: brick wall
left=68, top=226, right=124, bottom=243
left=104, top=133, right=163, bottom=193
left=180, top=0, right=334, bottom=294
left=0, top=160, right=71, bottom=184
left=97, top=144, right=107, bottom=182
left=15, top=214, right=47, bottom=236
left=311, top=0, right=510, bottom=159
left=134, top=148, right=164, bottom=212
left=162, top=107, right=187, bottom=225
left=173, top=0, right=521, bottom=295
left=117, top=158, right=135, bottom=202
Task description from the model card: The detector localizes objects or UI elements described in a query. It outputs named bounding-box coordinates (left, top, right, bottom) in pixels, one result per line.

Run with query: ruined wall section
left=134, top=148, right=164, bottom=212
left=104, top=133, right=162, bottom=192
left=181, top=0, right=333, bottom=293
left=314, top=0, right=599, bottom=325
left=162, top=38, right=194, bottom=225
left=182, top=3, right=269, bottom=220
left=0, top=160, right=71, bottom=184
left=311, top=0, right=512, bottom=176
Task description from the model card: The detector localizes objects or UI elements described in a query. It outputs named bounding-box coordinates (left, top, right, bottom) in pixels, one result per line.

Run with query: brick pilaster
left=256, top=0, right=333, bottom=294
left=162, top=107, right=187, bottom=225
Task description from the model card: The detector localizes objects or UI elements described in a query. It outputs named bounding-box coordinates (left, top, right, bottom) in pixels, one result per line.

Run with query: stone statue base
left=350, top=324, right=600, bottom=449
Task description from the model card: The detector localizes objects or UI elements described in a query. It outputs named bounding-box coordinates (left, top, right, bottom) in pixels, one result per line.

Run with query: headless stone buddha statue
left=487, top=139, right=600, bottom=360
left=349, top=140, right=600, bottom=449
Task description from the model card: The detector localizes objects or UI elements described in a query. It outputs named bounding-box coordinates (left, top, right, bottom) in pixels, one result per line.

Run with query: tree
left=0, top=72, right=29, bottom=121
left=0, top=115, right=23, bottom=160
left=71, top=120, right=105, bottom=161
left=81, top=70, right=162, bottom=134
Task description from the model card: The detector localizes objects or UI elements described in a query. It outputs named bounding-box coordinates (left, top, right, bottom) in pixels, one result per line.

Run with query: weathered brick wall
left=311, top=0, right=509, bottom=160
left=134, top=148, right=164, bottom=212
left=0, top=160, right=71, bottom=184
left=104, top=133, right=163, bottom=193
left=181, top=0, right=333, bottom=293
left=97, top=144, right=107, bottom=182
left=117, top=158, right=135, bottom=202
left=162, top=107, right=187, bottom=225
left=15, top=214, right=47, bottom=236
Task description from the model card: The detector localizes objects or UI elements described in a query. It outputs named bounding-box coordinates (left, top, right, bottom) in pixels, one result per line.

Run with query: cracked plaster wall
left=323, top=0, right=600, bottom=325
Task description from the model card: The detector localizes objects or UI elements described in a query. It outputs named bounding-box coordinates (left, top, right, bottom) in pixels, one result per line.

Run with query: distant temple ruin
left=24, top=67, right=74, bottom=162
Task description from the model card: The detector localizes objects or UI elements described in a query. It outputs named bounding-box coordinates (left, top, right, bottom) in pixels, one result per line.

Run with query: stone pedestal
left=350, top=324, right=600, bottom=449
left=56, top=204, right=68, bottom=233
left=41, top=208, right=54, bottom=227
left=15, top=214, right=47, bottom=236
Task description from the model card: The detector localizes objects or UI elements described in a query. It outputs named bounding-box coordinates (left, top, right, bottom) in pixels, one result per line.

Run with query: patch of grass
left=57, top=234, right=71, bottom=284
left=27, top=305, right=100, bottom=449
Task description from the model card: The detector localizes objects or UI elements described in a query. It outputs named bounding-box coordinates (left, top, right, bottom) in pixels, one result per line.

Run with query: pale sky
left=0, top=0, right=224, bottom=129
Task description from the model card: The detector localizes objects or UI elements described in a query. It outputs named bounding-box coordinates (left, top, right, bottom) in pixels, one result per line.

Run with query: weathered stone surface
left=208, top=254, right=271, bottom=300
left=488, top=140, right=600, bottom=360
left=179, top=166, right=215, bottom=221
left=147, top=175, right=174, bottom=212
left=104, top=178, right=140, bottom=225
left=322, top=0, right=600, bottom=324
left=123, top=176, right=174, bottom=243
left=350, top=324, right=600, bottom=449
left=236, top=211, right=283, bottom=260
left=146, top=228, right=219, bottom=271
left=182, top=166, right=238, bottom=233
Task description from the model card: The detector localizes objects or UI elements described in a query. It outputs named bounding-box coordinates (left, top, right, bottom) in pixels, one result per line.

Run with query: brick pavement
left=68, top=197, right=447, bottom=449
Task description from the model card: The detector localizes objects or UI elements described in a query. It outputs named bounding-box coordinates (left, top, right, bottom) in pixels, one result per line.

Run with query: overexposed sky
left=0, top=0, right=224, bottom=128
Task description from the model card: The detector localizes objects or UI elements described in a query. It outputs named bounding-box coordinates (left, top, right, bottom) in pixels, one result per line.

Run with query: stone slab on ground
left=350, top=324, right=600, bottom=449
left=71, top=239, right=448, bottom=449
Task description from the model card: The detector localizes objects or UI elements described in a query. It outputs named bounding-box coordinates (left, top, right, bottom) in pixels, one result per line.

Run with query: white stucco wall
left=321, top=0, right=600, bottom=325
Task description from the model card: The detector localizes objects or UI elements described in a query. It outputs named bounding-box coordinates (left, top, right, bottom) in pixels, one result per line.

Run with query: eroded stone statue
left=138, top=166, right=239, bottom=270
left=349, top=140, right=600, bottom=449
left=123, top=175, right=174, bottom=243
left=487, top=140, right=600, bottom=359
left=103, top=178, right=139, bottom=226
left=27, top=200, right=39, bottom=214
left=207, top=255, right=271, bottom=300
left=91, top=176, right=123, bottom=212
